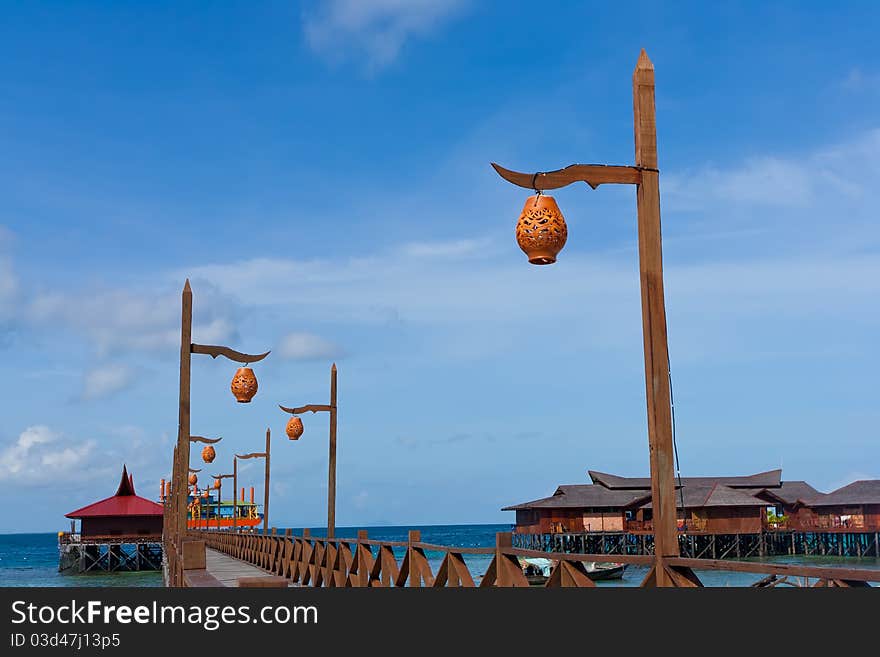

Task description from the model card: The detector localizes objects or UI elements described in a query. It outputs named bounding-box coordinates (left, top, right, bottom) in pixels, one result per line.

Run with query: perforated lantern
left=515, top=194, right=568, bottom=265
left=213, top=479, right=221, bottom=490
left=286, top=416, right=304, bottom=440
left=201, top=445, right=216, bottom=463
left=201, top=490, right=209, bottom=499
left=231, top=367, right=258, bottom=403
left=188, top=473, right=198, bottom=486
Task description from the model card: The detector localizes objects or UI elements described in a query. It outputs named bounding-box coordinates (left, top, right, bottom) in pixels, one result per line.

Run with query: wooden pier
left=195, top=547, right=292, bottom=587
left=163, top=527, right=880, bottom=588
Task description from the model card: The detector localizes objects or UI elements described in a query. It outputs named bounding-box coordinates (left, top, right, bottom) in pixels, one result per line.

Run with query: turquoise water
left=0, top=533, right=162, bottom=587
left=3, top=527, right=878, bottom=587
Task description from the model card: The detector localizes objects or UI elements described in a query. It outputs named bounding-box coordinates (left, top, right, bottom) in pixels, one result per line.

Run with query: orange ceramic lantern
left=213, top=479, right=221, bottom=490
left=201, top=445, right=216, bottom=463
left=515, top=194, right=567, bottom=265
left=286, top=416, right=304, bottom=440
left=201, top=490, right=209, bottom=499
left=231, top=367, right=258, bottom=403
left=188, top=473, right=198, bottom=486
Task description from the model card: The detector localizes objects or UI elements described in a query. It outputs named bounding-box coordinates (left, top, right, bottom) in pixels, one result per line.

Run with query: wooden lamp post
left=235, top=427, right=272, bottom=534
left=232, top=456, right=238, bottom=534
left=490, top=50, right=698, bottom=587
left=279, top=363, right=338, bottom=538
left=211, top=473, right=234, bottom=530
left=168, top=279, right=270, bottom=585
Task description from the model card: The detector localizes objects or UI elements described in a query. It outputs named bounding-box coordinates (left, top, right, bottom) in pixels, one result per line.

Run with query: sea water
left=2, top=527, right=877, bottom=587
left=0, top=533, right=163, bottom=587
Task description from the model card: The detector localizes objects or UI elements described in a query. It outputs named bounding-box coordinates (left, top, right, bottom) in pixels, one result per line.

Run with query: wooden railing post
left=356, top=530, right=370, bottom=587
left=407, top=530, right=421, bottom=587
left=496, top=532, right=510, bottom=587
left=283, top=528, right=293, bottom=578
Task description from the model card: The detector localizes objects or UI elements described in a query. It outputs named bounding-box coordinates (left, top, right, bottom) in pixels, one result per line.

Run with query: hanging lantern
left=213, top=479, right=221, bottom=489
left=515, top=194, right=567, bottom=265
left=201, top=445, right=216, bottom=463
left=286, top=416, right=304, bottom=440
left=201, top=490, right=209, bottom=499
left=188, top=473, right=198, bottom=486
left=231, top=367, right=258, bottom=403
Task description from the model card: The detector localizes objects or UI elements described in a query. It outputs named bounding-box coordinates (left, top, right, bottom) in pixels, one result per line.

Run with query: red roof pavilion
left=66, top=465, right=163, bottom=538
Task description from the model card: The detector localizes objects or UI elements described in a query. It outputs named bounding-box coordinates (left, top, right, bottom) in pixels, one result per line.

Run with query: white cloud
left=0, top=426, right=96, bottom=485
left=185, top=246, right=879, bottom=337
left=664, top=129, right=880, bottom=212
left=81, top=363, right=135, bottom=400
left=26, top=283, right=238, bottom=357
left=665, top=157, right=815, bottom=209
left=278, top=332, right=343, bottom=361
left=303, top=0, right=468, bottom=71
left=398, top=237, right=494, bottom=259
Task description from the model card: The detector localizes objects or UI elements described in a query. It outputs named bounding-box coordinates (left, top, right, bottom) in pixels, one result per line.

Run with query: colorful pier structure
left=504, top=469, right=880, bottom=559
left=162, top=481, right=263, bottom=531
left=59, top=466, right=164, bottom=573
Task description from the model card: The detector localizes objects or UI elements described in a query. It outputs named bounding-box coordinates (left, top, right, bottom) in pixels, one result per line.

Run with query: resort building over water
left=503, top=469, right=880, bottom=558
left=59, top=465, right=164, bottom=572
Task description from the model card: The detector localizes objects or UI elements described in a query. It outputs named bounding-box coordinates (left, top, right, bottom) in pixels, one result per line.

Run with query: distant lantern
left=188, top=473, right=198, bottom=486
left=286, top=416, right=304, bottom=440
left=201, top=490, right=209, bottom=499
left=231, top=367, right=258, bottom=403
left=515, top=194, right=568, bottom=265
left=201, top=445, right=216, bottom=463
left=213, top=479, right=221, bottom=490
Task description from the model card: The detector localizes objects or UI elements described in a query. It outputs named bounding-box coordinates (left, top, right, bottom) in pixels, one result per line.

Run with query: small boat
left=585, top=562, right=627, bottom=581
left=519, top=557, right=626, bottom=585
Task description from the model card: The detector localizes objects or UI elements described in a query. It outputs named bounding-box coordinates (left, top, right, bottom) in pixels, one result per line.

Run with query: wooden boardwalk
left=183, top=547, right=293, bottom=587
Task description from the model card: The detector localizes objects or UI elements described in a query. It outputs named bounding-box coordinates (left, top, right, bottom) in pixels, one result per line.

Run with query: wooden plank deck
left=203, top=547, right=292, bottom=587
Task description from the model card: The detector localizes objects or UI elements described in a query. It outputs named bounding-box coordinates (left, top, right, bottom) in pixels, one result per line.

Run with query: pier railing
left=179, top=528, right=880, bottom=588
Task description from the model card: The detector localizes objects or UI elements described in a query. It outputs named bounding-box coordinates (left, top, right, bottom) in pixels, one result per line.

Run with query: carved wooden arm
left=491, top=162, right=646, bottom=191
left=235, top=452, right=268, bottom=460
left=190, top=435, right=222, bottom=444
left=191, top=343, right=270, bottom=364
left=278, top=403, right=332, bottom=414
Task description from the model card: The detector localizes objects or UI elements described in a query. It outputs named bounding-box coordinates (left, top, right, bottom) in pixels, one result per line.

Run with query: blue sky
left=1, top=1, right=878, bottom=532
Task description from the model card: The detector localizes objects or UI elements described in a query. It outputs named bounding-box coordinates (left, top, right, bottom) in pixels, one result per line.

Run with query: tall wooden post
left=216, top=479, right=221, bottom=531
left=633, top=49, right=679, bottom=586
left=168, top=444, right=178, bottom=584
left=328, top=363, right=338, bottom=539
left=176, top=280, right=193, bottom=542
left=233, top=457, right=238, bottom=534
left=264, top=428, right=271, bottom=534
